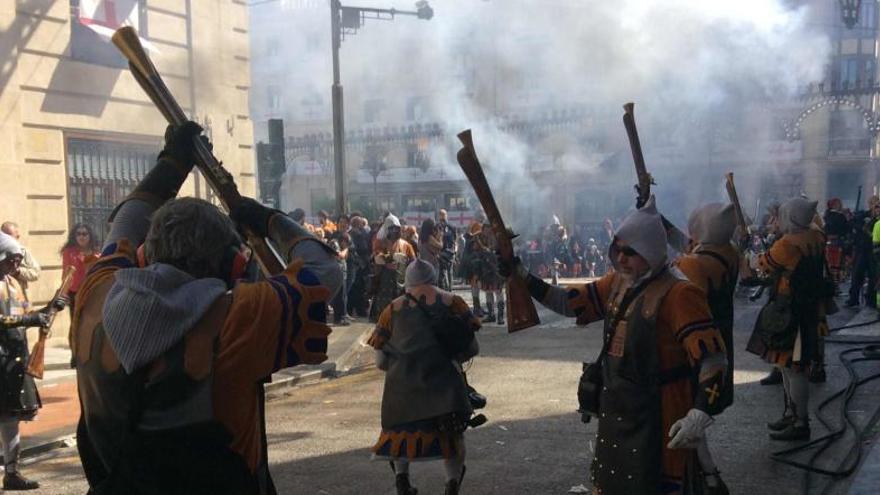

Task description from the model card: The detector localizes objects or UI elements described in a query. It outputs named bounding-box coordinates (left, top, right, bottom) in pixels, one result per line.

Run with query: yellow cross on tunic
left=705, top=384, right=721, bottom=405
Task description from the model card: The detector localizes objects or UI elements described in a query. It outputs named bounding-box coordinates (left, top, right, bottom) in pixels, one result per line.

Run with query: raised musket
left=112, top=26, right=284, bottom=276
left=622, top=103, right=691, bottom=252
left=457, top=130, right=540, bottom=332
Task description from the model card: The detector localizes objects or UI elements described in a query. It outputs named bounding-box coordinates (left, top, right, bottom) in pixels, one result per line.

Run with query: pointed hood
left=102, top=263, right=228, bottom=373
left=609, top=195, right=667, bottom=274
left=778, top=197, right=818, bottom=234
left=688, top=203, right=736, bottom=245
left=377, top=214, right=401, bottom=241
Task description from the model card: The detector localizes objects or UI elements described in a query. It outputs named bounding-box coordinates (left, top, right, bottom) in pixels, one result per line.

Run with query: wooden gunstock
left=456, top=130, right=540, bottom=333
left=724, top=173, right=748, bottom=232
left=622, top=102, right=691, bottom=253
left=26, top=267, right=76, bottom=379
left=112, top=27, right=284, bottom=276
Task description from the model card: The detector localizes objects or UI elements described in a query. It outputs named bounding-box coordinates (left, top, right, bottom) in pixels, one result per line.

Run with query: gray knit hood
left=102, top=263, right=228, bottom=373
left=688, top=203, right=736, bottom=245
left=609, top=195, right=668, bottom=275
left=778, top=197, right=818, bottom=234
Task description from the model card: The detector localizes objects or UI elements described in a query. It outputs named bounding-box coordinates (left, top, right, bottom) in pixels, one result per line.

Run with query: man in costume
left=747, top=197, right=829, bottom=442
left=369, top=259, right=480, bottom=495
left=459, top=222, right=486, bottom=317
left=846, top=196, right=878, bottom=308
left=370, top=214, right=416, bottom=322
left=472, top=223, right=504, bottom=324
left=0, top=233, right=65, bottom=490
left=823, top=198, right=848, bottom=283
left=673, top=203, right=740, bottom=494
left=437, top=209, right=457, bottom=291
left=71, top=122, right=341, bottom=494
left=502, top=197, right=727, bottom=495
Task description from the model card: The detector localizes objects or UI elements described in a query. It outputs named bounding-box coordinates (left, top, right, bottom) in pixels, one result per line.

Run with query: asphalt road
left=18, top=289, right=880, bottom=494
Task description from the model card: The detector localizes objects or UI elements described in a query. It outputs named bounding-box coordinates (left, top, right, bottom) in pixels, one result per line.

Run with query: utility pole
left=329, top=1, right=434, bottom=216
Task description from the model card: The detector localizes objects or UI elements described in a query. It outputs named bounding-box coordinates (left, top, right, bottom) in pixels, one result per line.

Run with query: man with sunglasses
left=501, top=196, right=727, bottom=495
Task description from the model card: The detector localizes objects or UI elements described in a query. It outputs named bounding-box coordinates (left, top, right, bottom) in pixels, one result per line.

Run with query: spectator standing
left=0, top=222, right=40, bottom=304
left=60, top=223, right=100, bottom=312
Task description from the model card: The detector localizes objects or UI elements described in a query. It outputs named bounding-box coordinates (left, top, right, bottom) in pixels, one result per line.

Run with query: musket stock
left=456, top=130, right=540, bottom=332
left=112, top=27, right=283, bottom=275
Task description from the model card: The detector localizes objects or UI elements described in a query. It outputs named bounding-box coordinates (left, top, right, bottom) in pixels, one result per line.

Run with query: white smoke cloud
left=258, top=0, right=831, bottom=228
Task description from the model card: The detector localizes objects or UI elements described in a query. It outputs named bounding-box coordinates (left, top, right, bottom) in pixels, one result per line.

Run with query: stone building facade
left=0, top=0, right=256, bottom=340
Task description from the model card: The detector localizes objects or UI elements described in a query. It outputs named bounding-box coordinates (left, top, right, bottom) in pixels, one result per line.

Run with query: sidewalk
left=17, top=318, right=376, bottom=459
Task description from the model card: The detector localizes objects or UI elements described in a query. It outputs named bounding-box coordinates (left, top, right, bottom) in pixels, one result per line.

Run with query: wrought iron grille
left=66, top=138, right=159, bottom=244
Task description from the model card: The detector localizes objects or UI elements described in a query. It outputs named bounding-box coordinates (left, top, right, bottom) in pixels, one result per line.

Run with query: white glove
left=667, top=409, right=713, bottom=449
left=392, top=252, right=409, bottom=264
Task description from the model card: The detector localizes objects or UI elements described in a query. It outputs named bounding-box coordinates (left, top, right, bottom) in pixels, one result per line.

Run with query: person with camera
left=745, top=197, right=829, bottom=442
left=0, top=232, right=67, bottom=490
left=501, top=196, right=727, bottom=495
left=368, top=259, right=481, bottom=495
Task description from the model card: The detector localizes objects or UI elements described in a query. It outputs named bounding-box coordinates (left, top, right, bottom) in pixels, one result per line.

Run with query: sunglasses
left=616, top=245, right=639, bottom=257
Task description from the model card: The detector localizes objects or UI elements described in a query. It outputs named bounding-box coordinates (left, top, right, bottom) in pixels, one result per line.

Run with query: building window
left=70, top=0, right=148, bottom=68
left=406, top=97, right=426, bottom=121
left=403, top=195, right=435, bottom=212
left=860, top=0, right=877, bottom=29
left=364, top=99, right=384, bottom=124
left=266, top=36, right=280, bottom=58
left=67, top=137, right=159, bottom=244
left=267, top=86, right=282, bottom=110
left=444, top=194, right=469, bottom=211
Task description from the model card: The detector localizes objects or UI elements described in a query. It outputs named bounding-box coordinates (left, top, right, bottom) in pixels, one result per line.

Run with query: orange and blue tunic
left=746, top=229, right=828, bottom=369
left=527, top=268, right=726, bottom=495
left=72, top=239, right=332, bottom=483
left=368, top=289, right=480, bottom=461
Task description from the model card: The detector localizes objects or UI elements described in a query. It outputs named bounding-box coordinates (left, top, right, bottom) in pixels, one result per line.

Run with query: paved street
left=16, top=288, right=880, bottom=494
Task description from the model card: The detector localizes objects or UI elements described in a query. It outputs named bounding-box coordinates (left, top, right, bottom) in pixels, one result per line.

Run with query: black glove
left=20, top=311, right=50, bottom=329
left=161, top=121, right=205, bottom=171
left=229, top=197, right=280, bottom=238
left=498, top=254, right=522, bottom=278
left=49, top=295, right=69, bottom=311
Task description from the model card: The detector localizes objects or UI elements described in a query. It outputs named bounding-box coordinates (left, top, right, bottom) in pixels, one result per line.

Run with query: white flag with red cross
left=77, top=0, right=158, bottom=51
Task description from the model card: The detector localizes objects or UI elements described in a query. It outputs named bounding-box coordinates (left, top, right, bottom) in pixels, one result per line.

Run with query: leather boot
left=769, top=422, right=810, bottom=441
left=3, top=472, right=39, bottom=491
left=483, top=308, right=496, bottom=323
left=760, top=368, right=782, bottom=386
left=444, top=478, right=460, bottom=495
left=809, top=362, right=826, bottom=383
left=395, top=473, right=418, bottom=495
left=767, top=392, right=794, bottom=431
left=497, top=301, right=505, bottom=325
left=472, top=294, right=484, bottom=317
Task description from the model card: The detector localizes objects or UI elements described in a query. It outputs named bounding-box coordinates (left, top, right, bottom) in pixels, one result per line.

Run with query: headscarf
left=376, top=214, right=401, bottom=242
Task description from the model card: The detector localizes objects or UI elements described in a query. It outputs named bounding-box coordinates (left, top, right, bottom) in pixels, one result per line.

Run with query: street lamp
left=330, top=1, right=433, bottom=216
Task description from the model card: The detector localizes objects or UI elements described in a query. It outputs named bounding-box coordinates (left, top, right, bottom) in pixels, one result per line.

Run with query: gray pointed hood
left=778, top=197, right=817, bottom=234
left=102, top=263, right=228, bottom=373
left=688, top=202, right=736, bottom=245
left=609, top=195, right=667, bottom=274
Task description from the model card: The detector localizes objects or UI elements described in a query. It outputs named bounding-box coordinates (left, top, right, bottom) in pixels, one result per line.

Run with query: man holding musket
left=501, top=197, right=728, bottom=495
left=71, top=122, right=341, bottom=494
